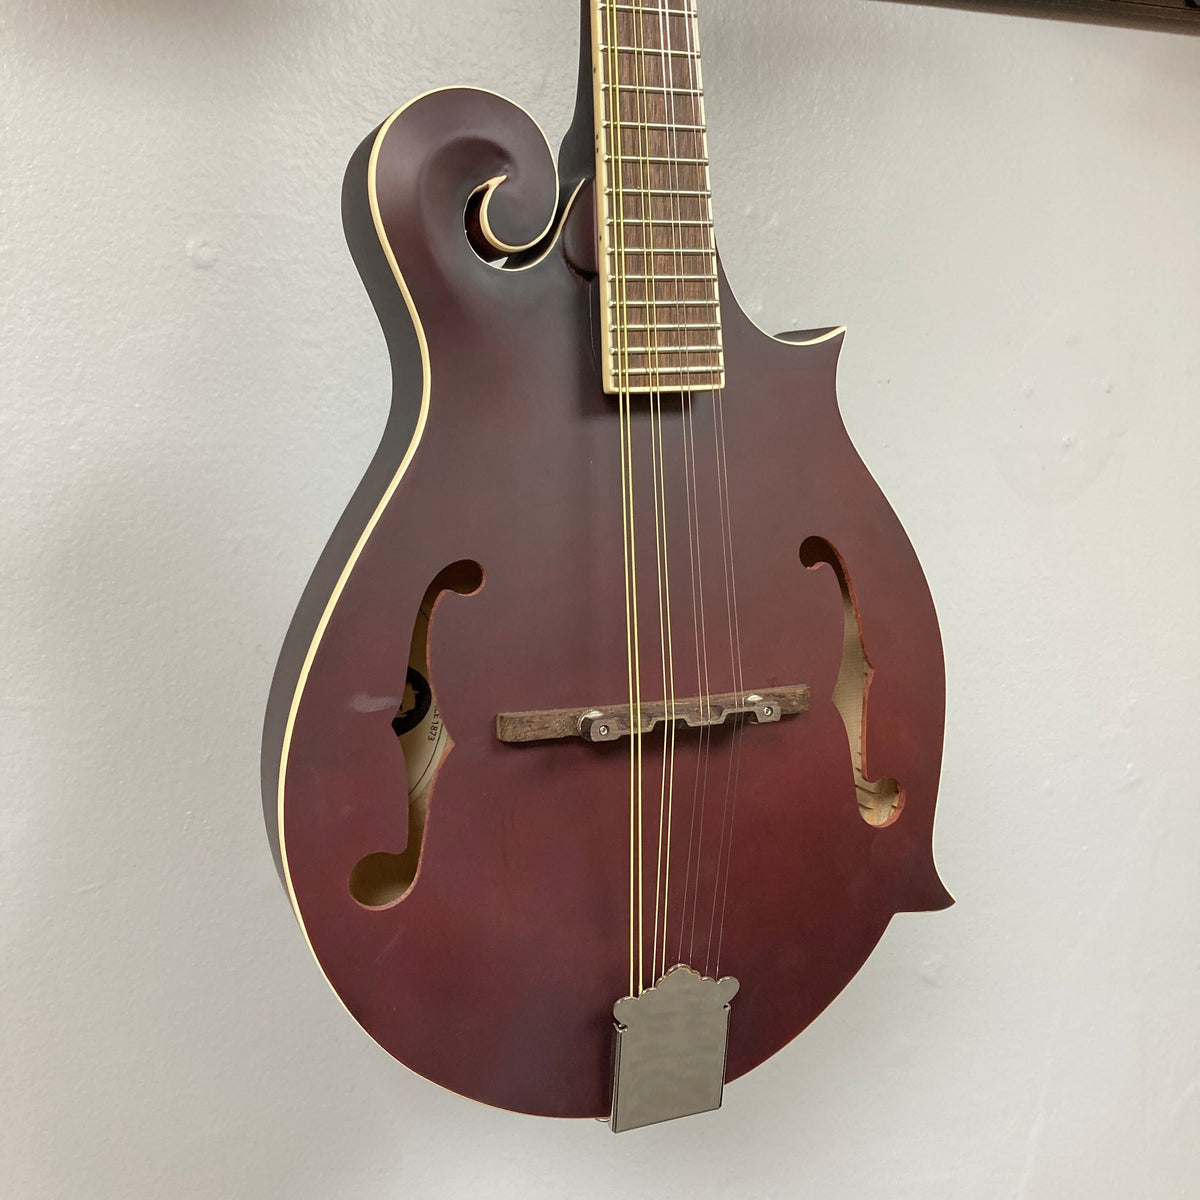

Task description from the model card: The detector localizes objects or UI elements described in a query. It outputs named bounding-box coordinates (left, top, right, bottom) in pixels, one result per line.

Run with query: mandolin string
left=644, top=0, right=683, bottom=987
left=649, top=0, right=682, bottom=990
left=626, top=0, right=651, bottom=995
left=704, top=315, right=749, bottom=975
left=656, top=0, right=693, bottom=978
left=627, top=0, right=655, bottom=984
left=705, top=398, right=738, bottom=977
left=712, top=376, right=748, bottom=977
left=704, top=3, right=748, bottom=975
left=654, top=374, right=680, bottom=987
left=631, top=0, right=670, bottom=991
left=674, top=312, right=711, bottom=965
left=678, top=0, right=712, bottom=970
left=671, top=0, right=748, bottom=980
left=623, top=3, right=648, bottom=1000
left=706, top=368, right=748, bottom=974
left=679, top=398, right=713, bottom=970
left=679, top=400, right=711, bottom=967
left=705, top=378, right=730, bottom=976
left=654, top=0, right=682, bottom=984
left=676, top=0, right=718, bottom=972
left=605, top=0, right=640, bottom=999
left=675, top=0, right=692, bottom=970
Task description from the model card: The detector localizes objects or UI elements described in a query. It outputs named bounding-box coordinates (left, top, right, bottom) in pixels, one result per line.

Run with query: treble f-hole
left=799, top=537, right=904, bottom=828
left=348, top=559, right=485, bottom=908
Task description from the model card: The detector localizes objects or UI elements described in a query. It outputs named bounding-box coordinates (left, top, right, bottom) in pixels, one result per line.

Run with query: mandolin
left=262, top=0, right=951, bottom=1131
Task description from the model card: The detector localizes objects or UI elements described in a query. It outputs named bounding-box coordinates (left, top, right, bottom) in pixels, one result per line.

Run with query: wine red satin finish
left=266, top=86, right=950, bottom=1119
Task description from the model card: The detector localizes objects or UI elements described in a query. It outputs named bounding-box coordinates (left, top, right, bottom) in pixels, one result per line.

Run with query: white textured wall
left=4, top=1, right=1198, bottom=1196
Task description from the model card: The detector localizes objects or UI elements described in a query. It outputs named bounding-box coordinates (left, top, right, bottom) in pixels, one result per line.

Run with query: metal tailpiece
left=610, top=964, right=740, bottom=1133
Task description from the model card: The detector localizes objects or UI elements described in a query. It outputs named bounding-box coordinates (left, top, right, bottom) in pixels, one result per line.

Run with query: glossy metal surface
left=610, top=966, right=739, bottom=1133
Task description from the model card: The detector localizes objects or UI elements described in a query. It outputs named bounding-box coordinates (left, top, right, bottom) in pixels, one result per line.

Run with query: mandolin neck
left=590, top=0, right=725, bottom=394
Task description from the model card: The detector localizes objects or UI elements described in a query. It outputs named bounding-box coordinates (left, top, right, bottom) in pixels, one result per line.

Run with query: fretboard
left=591, top=0, right=724, bottom=393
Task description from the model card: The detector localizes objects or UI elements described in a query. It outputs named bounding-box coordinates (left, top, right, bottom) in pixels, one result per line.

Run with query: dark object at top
left=879, top=0, right=1200, bottom=35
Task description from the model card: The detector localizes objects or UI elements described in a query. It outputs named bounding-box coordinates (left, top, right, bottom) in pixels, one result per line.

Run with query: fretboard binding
left=605, top=187, right=711, bottom=197
left=611, top=345, right=724, bottom=354
left=606, top=217, right=713, bottom=227
left=607, top=299, right=720, bottom=308
left=611, top=84, right=704, bottom=96
left=599, top=3, right=698, bottom=14
left=604, top=155, right=708, bottom=166
left=612, top=365, right=724, bottom=377
left=599, top=45, right=700, bottom=57
left=608, top=248, right=716, bottom=256
left=603, top=120, right=706, bottom=132
left=610, top=322, right=722, bottom=331
left=612, top=273, right=719, bottom=282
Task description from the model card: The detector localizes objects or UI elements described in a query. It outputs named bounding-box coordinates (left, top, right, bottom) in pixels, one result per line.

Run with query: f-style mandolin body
left=262, top=1, right=950, bottom=1121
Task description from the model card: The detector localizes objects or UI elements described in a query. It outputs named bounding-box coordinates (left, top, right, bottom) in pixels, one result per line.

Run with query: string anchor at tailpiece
left=610, top=964, right=740, bottom=1133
